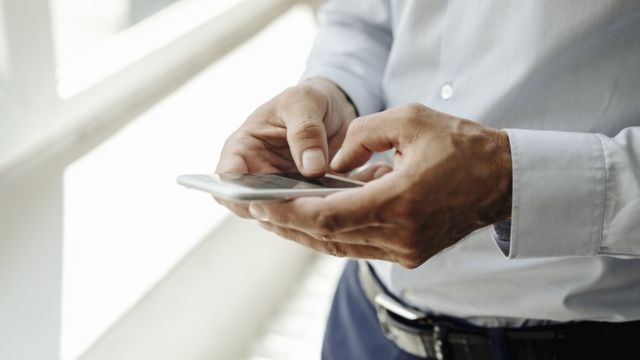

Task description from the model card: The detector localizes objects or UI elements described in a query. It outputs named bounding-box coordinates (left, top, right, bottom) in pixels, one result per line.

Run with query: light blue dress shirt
left=302, top=0, right=640, bottom=326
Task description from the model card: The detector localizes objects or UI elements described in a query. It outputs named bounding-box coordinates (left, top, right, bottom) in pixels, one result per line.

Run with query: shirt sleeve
left=300, top=0, right=392, bottom=116
left=497, top=126, right=640, bottom=259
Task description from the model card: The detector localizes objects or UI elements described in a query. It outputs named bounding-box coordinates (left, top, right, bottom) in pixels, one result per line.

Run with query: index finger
left=248, top=171, right=400, bottom=234
left=329, top=110, right=400, bottom=173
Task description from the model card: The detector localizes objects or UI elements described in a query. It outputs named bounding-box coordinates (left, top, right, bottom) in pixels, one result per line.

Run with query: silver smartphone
left=177, top=173, right=364, bottom=201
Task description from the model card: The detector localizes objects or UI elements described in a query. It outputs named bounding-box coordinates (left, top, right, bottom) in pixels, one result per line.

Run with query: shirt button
left=440, top=83, right=453, bottom=100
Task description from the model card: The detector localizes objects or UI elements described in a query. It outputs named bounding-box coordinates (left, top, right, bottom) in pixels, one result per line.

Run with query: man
left=216, top=1, right=640, bottom=359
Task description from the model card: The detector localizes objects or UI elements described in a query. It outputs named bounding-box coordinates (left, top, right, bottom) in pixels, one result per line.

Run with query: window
left=0, top=1, right=325, bottom=359
left=61, top=5, right=317, bottom=360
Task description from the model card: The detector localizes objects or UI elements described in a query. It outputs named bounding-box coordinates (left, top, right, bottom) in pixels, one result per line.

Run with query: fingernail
left=249, top=204, right=268, bottom=221
left=330, top=148, right=343, bottom=169
left=302, top=148, right=326, bottom=174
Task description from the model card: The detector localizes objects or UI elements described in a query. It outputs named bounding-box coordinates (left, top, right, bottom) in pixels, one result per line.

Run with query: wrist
left=496, top=130, right=513, bottom=219
left=303, top=77, right=357, bottom=122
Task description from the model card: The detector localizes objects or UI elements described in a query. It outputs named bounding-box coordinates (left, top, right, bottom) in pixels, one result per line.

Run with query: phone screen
left=219, top=173, right=362, bottom=190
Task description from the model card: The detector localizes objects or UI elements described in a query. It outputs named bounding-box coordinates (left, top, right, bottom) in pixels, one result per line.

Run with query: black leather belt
left=356, top=260, right=640, bottom=360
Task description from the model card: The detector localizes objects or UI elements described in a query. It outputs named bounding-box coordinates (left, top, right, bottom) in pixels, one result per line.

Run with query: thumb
left=278, top=89, right=330, bottom=177
left=287, top=117, right=328, bottom=177
left=330, top=112, right=398, bottom=173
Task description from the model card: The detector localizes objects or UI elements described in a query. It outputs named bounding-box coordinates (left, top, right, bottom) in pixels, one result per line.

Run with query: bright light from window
left=62, top=5, right=317, bottom=360
left=51, top=0, right=243, bottom=97
left=50, top=0, right=177, bottom=64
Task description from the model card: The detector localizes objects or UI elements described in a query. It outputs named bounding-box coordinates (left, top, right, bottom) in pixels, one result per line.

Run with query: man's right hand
left=215, top=78, right=357, bottom=218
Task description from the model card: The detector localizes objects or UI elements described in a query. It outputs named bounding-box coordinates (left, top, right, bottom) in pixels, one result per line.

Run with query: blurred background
left=0, top=0, right=345, bottom=359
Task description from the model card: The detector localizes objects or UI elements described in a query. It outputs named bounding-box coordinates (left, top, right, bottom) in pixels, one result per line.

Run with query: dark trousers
left=321, top=260, right=639, bottom=360
left=322, top=261, right=422, bottom=360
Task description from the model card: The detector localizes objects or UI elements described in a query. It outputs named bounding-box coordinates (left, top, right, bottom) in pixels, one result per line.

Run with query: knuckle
left=401, top=260, right=421, bottom=269
left=221, top=130, right=257, bottom=155
left=275, top=227, right=296, bottom=242
left=396, top=232, right=414, bottom=248
left=270, top=210, right=288, bottom=225
left=291, top=120, right=324, bottom=141
left=281, top=84, right=324, bottom=105
left=394, top=229, right=422, bottom=254
left=389, top=201, right=416, bottom=227
left=220, top=203, right=252, bottom=219
left=315, top=209, right=341, bottom=233
left=349, top=117, right=364, bottom=129
left=280, top=85, right=300, bottom=99
left=404, top=103, right=426, bottom=119
left=248, top=101, right=276, bottom=122
left=399, top=253, right=424, bottom=269
left=395, top=240, right=416, bottom=259
left=316, top=232, right=333, bottom=242
left=294, top=84, right=318, bottom=97
left=348, top=117, right=367, bottom=134
left=406, top=215, right=425, bottom=234
left=221, top=129, right=243, bottom=149
left=398, top=103, right=428, bottom=130
left=357, top=236, right=372, bottom=245
left=325, top=242, right=346, bottom=258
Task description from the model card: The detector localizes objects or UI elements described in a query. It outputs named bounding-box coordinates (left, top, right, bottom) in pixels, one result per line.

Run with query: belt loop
left=488, top=328, right=510, bottom=360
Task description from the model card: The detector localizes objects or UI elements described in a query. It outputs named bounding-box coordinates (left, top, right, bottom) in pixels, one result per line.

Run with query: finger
left=308, top=225, right=397, bottom=247
left=215, top=151, right=249, bottom=174
left=277, top=87, right=330, bottom=177
left=213, top=197, right=252, bottom=219
left=249, top=170, right=402, bottom=233
left=216, top=130, right=257, bottom=174
left=330, top=108, right=406, bottom=173
left=349, top=163, right=393, bottom=182
left=213, top=141, right=253, bottom=218
left=215, top=133, right=288, bottom=218
left=257, top=221, right=392, bottom=261
left=216, top=130, right=292, bottom=174
left=213, top=147, right=252, bottom=218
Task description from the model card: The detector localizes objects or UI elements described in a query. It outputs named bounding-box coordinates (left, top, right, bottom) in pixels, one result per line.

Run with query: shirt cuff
left=503, top=129, right=606, bottom=259
left=301, top=65, right=384, bottom=116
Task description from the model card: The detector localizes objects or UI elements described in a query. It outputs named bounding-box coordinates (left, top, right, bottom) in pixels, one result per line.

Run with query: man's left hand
left=249, top=104, right=512, bottom=268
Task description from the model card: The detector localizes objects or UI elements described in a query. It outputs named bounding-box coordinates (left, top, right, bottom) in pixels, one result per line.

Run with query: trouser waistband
left=356, top=260, right=640, bottom=360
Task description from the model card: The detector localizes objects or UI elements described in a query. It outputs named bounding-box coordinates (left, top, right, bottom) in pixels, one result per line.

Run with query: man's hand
left=215, top=78, right=357, bottom=217
left=249, top=104, right=512, bottom=268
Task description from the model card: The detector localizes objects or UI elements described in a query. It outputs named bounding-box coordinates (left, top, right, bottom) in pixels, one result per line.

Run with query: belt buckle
left=374, top=293, right=426, bottom=321
left=374, top=293, right=449, bottom=360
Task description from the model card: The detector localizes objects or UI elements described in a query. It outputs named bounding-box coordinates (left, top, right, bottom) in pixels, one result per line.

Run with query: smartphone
left=176, top=173, right=364, bottom=201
